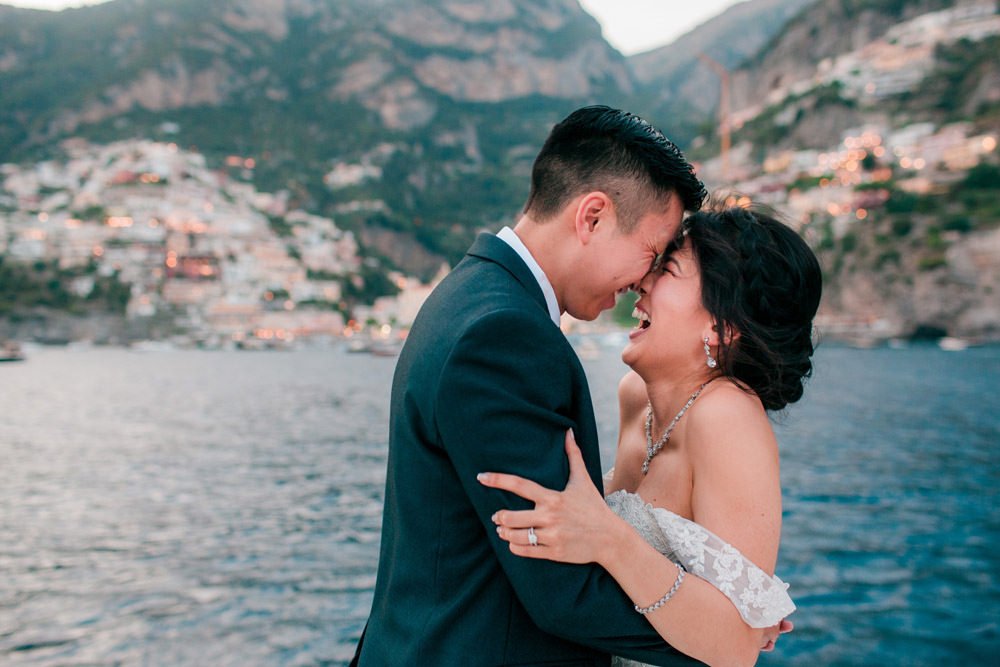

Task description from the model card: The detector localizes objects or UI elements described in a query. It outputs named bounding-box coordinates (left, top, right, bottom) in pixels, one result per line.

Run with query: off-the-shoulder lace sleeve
left=606, top=491, right=795, bottom=628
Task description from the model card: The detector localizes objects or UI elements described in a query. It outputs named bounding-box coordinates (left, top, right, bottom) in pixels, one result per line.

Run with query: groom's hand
left=760, top=619, right=793, bottom=652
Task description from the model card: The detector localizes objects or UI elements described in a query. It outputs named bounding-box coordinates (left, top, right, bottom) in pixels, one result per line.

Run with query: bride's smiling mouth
left=630, top=305, right=651, bottom=339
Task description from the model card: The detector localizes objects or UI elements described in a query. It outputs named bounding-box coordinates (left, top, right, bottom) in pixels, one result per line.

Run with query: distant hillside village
left=708, top=2, right=999, bottom=193
left=0, top=140, right=442, bottom=347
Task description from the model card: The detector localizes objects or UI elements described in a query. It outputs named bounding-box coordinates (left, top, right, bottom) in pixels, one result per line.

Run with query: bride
left=479, top=205, right=822, bottom=666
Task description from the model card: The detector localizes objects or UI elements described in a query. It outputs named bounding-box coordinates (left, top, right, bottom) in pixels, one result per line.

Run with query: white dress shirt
left=496, top=226, right=561, bottom=327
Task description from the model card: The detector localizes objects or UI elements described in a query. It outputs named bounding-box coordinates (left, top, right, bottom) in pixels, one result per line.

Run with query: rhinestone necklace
left=642, top=383, right=709, bottom=475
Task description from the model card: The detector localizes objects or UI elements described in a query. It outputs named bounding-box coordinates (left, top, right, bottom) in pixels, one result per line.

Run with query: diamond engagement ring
left=527, top=527, right=538, bottom=547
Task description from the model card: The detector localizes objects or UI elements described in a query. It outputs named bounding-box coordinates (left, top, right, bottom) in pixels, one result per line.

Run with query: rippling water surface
left=1, top=344, right=998, bottom=665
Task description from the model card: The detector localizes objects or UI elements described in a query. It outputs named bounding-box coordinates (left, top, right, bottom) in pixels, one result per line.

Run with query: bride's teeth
left=632, top=308, right=651, bottom=326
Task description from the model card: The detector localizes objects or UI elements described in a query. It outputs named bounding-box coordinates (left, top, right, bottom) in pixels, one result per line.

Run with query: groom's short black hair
left=523, top=105, right=706, bottom=231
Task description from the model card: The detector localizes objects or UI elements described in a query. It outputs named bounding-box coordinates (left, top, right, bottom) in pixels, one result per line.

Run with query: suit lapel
left=466, top=233, right=549, bottom=317
left=468, top=234, right=604, bottom=483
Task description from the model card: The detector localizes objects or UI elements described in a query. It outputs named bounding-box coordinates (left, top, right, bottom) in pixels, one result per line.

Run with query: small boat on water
left=369, top=340, right=403, bottom=357
left=344, top=336, right=404, bottom=357
left=938, top=337, right=970, bottom=351
left=131, top=340, right=177, bottom=353
left=0, top=341, right=26, bottom=362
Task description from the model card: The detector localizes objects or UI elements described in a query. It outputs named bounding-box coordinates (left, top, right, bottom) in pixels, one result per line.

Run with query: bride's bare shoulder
left=686, top=380, right=776, bottom=457
left=617, top=370, right=648, bottom=424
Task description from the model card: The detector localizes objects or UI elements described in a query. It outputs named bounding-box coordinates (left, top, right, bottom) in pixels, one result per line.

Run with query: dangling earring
left=703, top=336, right=717, bottom=369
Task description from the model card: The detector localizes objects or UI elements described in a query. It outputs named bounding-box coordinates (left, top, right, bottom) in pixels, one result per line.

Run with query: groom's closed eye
left=649, top=251, right=667, bottom=274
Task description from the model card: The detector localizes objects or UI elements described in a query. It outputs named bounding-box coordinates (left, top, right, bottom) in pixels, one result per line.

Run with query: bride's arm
left=604, top=388, right=785, bottom=666
left=479, top=392, right=785, bottom=666
left=597, top=511, right=766, bottom=666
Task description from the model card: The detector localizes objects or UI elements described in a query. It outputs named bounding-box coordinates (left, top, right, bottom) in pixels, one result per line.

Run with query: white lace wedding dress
left=605, top=490, right=796, bottom=667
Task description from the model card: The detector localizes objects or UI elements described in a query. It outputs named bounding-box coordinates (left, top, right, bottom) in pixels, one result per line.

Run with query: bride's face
left=621, top=240, right=715, bottom=376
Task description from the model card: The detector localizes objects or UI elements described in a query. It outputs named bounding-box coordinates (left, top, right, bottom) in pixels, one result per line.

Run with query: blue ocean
left=1, top=343, right=997, bottom=665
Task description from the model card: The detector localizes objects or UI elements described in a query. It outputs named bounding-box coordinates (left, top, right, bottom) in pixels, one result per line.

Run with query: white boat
left=0, top=341, right=26, bottom=362
left=131, top=340, right=176, bottom=353
left=938, top=337, right=969, bottom=351
left=369, top=340, right=403, bottom=357
left=344, top=335, right=404, bottom=356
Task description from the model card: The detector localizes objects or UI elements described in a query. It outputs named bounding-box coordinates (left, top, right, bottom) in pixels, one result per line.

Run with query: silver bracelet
left=634, top=563, right=685, bottom=615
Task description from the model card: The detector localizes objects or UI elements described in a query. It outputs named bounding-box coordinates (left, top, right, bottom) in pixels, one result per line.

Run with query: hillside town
left=0, top=139, right=440, bottom=348
left=2, top=101, right=997, bottom=347
left=698, top=121, right=997, bottom=229
left=732, top=1, right=1000, bottom=124
left=705, top=1, right=999, bottom=205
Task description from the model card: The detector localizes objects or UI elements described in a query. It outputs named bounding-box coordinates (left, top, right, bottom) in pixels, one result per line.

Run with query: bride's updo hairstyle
left=682, top=204, right=822, bottom=411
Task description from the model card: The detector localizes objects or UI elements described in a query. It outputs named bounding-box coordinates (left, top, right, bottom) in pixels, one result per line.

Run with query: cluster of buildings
left=700, top=1, right=999, bottom=235
left=828, top=1, right=1000, bottom=101
left=691, top=1, right=1000, bottom=343
left=0, top=139, right=436, bottom=347
left=700, top=121, right=996, bottom=236
left=733, top=1, right=1000, bottom=126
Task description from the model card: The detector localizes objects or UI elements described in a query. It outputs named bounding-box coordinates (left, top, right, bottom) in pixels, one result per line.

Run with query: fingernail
left=496, top=526, right=502, bottom=535
left=491, top=513, right=498, bottom=523
left=477, top=473, right=487, bottom=482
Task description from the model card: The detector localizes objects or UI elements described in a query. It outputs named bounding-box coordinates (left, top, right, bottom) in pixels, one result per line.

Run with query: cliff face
left=630, top=0, right=817, bottom=113
left=0, top=0, right=628, bottom=139
left=729, top=0, right=956, bottom=118
left=820, top=214, right=1000, bottom=341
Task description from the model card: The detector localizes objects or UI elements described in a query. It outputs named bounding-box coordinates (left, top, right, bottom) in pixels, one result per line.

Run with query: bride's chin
left=621, top=341, right=641, bottom=369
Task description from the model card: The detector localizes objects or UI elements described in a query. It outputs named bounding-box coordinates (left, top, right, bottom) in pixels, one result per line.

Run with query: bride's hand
left=477, top=430, right=623, bottom=566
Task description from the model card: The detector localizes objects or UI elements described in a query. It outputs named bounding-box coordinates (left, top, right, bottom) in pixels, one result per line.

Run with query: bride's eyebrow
left=650, top=237, right=682, bottom=272
left=660, top=239, right=683, bottom=266
left=664, top=237, right=684, bottom=255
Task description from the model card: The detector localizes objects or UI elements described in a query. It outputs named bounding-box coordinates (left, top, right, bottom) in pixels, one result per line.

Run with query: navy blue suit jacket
left=355, top=234, right=697, bottom=665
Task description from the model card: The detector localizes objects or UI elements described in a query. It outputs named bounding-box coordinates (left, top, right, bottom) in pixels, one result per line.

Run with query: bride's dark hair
left=681, top=203, right=822, bottom=411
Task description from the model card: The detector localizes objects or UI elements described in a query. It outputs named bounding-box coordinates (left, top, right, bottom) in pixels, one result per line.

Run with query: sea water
left=1, top=344, right=997, bottom=665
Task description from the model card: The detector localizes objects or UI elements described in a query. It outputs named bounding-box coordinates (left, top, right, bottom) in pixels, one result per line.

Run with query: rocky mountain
left=1, top=0, right=630, bottom=135
left=0, top=0, right=631, bottom=272
left=727, top=0, right=963, bottom=148
left=0, top=0, right=849, bottom=273
left=693, top=0, right=1000, bottom=340
left=629, top=0, right=818, bottom=116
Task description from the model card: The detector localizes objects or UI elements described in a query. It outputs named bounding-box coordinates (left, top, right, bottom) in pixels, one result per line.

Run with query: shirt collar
left=496, top=226, right=561, bottom=327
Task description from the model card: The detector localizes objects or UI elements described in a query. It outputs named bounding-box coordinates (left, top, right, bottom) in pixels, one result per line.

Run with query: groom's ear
left=574, top=191, right=613, bottom=245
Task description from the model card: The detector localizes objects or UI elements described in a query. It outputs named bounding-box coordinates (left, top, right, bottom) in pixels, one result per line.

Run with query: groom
left=353, top=106, right=707, bottom=665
